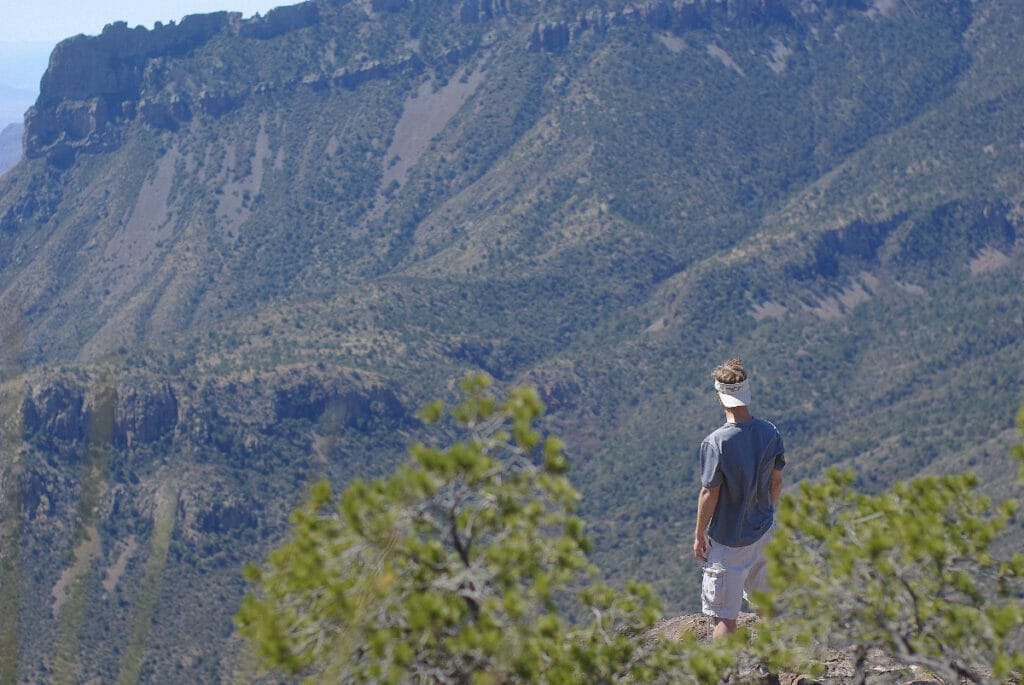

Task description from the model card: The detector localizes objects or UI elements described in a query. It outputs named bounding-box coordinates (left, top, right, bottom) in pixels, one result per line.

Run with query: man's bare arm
left=770, top=468, right=783, bottom=507
left=693, top=485, right=720, bottom=561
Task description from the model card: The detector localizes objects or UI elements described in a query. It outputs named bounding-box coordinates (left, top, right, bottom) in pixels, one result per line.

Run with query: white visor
left=714, top=379, right=751, bottom=408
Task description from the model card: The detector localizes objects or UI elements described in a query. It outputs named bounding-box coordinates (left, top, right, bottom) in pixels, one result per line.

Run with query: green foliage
left=757, top=468, right=1024, bottom=683
left=237, top=375, right=716, bottom=682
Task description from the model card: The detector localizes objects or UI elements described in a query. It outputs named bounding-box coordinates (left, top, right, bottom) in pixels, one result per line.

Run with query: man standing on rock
left=693, top=358, right=784, bottom=639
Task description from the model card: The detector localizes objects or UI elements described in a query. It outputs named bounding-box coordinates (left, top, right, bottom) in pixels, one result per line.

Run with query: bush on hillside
left=239, top=378, right=1024, bottom=683
left=757, top=468, right=1024, bottom=683
left=236, top=374, right=734, bottom=682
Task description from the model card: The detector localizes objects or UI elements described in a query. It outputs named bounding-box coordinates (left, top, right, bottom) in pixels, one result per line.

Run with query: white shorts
left=700, top=528, right=773, bottom=620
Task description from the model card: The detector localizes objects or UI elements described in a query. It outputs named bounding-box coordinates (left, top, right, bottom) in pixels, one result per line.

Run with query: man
left=693, top=358, right=784, bottom=640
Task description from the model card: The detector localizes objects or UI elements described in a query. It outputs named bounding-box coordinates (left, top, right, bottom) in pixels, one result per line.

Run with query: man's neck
left=724, top=406, right=752, bottom=423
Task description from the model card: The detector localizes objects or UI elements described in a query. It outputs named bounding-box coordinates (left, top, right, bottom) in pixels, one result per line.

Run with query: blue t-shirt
left=699, top=417, right=785, bottom=547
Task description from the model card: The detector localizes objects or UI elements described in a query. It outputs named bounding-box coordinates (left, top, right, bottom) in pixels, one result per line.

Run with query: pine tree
left=757, top=466, right=1024, bottom=683
left=236, top=374, right=729, bottom=683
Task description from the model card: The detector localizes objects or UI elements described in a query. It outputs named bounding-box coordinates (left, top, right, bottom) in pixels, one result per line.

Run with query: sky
left=1, top=0, right=287, bottom=44
left=0, top=0, right=287, bottom=124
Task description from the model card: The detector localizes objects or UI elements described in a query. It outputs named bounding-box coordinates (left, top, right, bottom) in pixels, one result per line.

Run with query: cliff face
left=23, top=6, right=322, bottom=165
left=523, top=0, right=876, bottom=52
left=21, top=0, right=870, bottom=165
left=18, top=367, right=404, bottom=450
left=6, top=365, right=408, bottom=681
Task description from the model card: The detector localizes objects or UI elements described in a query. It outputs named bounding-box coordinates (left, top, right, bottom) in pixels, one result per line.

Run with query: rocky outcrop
left=17, top=366, right=406, bottom=457
left=22, top=2, right=325, bottom=164
left=21, top=380, right=88, bottom=442
left=529, top=22, right=572, bottom=52
left=529, top=0, right=800, bottom=52
left=20, top=468, right=59, bottom=520
left=20, top=0, right=832, bottom=162
left=24, top=15, right=234, bottom=162
left=331, top=54, right=425, bottom=90
left=33, top=17, right=228, bottom=109
left=22, top=0, right=452, bottom=166
left=137, top=94, right=193, bottom=131
left=19, top=374, right=175, bottom=448
left=238, top=2, right=320, bottom=39
left=174, top=480, right=263, bottom=546
left=519, top=0, right=887, bottom=55
left=458, top=0, right=515, bottom=24
left=16, top=365, right=407, bottom=455
left=271, top=372, right=405, bottom=428
left=196, top=89, right=245, bottom=117
left=195, top=498, right=261, bottom=534
left=113, top=379, right=178, bottom=449
left=522, top=363, right=582, bottom=411
left=23, top=97, right=121, bottom=167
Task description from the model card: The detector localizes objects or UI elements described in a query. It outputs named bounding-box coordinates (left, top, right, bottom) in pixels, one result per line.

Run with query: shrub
left=237, top=375, right=726, bottom=682
left=758, top=468, right=1024, bottom=683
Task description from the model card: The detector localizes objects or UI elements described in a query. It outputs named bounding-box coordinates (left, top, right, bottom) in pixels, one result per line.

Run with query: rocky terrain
left=653, top=614, right=966, bottom=684
left=0, top=123, right=21, bottom=175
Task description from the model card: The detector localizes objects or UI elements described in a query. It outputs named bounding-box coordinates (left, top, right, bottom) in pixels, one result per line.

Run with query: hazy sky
left=1, top=0, right=286, bottom=44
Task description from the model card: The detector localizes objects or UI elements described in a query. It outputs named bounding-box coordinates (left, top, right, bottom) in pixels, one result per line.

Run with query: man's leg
left=742, top=529, right=773, bottom=614
left=702, top=545, right=745, bottom=639
left=712, top=617, right=737, bottom=640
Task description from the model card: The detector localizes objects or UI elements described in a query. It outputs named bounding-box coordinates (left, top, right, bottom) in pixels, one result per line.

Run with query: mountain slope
left=0, top=123, right=21, bottom=175
left=0, top=0, right=1021, bottom=680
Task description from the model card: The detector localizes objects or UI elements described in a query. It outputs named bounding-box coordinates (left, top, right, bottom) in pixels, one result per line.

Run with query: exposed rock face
left=139, top=94, right=194, bottom=131
left=528, top=0, right=804, bottom=52
left=199, top=501, right=260, bottom=534
left=114, top=379, right=178, bottom=449
left=24, top=14, right=234, bottom=162
left=458, top=0, right=515, bottom=23
left=332, top=54, right=425, bottom=90
left=21, top=380, right=88, bottom=443
left=23, top=3, right=323, bottom=164
left=196, top=89, right=244, bottom=117
left=529, top=22, right=572, bottom=52
left=20, top=0, right=852, bottom=162
left=32, top=12, right=235, bottom=109
left=192, top=497, right=261, bottom=535
left=17, top=367, right=404, bottom=451
left=237, top=2, right=320, bottom=39
left=271, top=373, right=405, bottom=427
left=20, top=468, right=59, bottom=520
left=676, top=0, right=794, bottom=23
left=523, top=364, right=582, bottom=411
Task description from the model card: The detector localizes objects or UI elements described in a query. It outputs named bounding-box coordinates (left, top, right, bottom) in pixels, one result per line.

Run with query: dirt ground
left=649, top=613, right=954, bottom=684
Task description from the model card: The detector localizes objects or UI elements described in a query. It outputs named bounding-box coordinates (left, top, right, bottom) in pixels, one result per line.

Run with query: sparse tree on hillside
left=757, top=466, right=1024, bottom=684
left=236, top=374, right=730, bottom=683
left=238, top=381, right=1024, bottom=684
